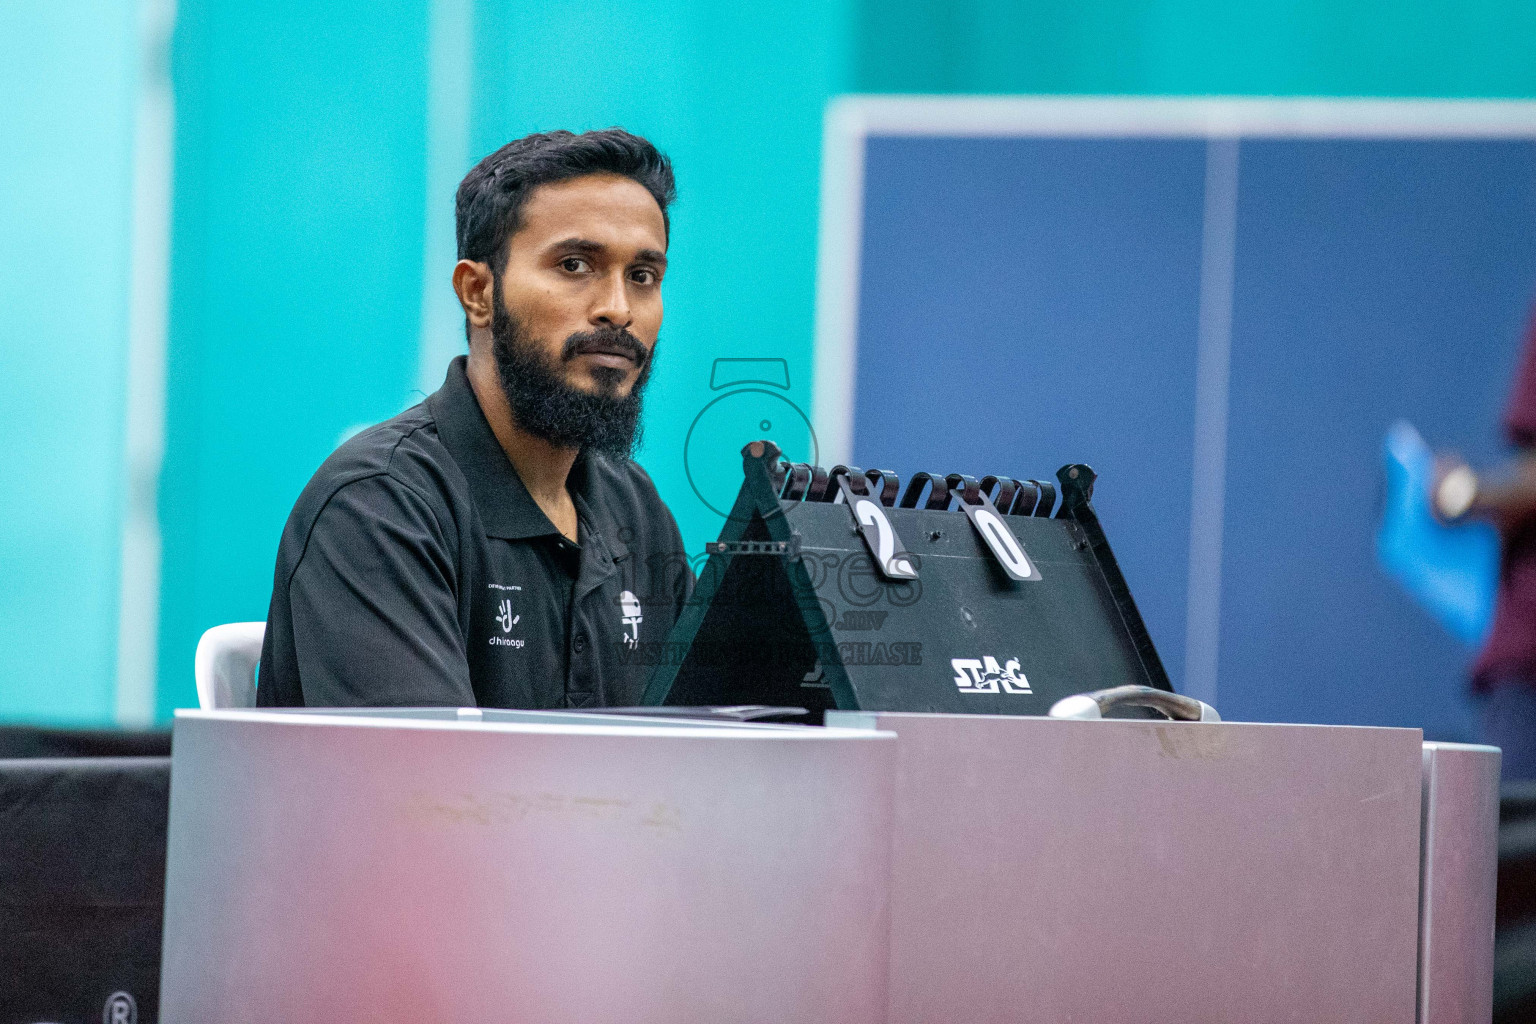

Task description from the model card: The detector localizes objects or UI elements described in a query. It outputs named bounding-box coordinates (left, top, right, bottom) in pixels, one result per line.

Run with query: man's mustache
left=561, top=328, right=649, bottom=367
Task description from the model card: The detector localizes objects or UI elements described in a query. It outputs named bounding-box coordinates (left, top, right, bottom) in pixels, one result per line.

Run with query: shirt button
left=572, top=633, right=588, bottom=653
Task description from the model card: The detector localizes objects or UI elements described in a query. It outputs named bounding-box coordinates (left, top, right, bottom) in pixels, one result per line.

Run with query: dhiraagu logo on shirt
left=488, top=583, right=525, bottom=649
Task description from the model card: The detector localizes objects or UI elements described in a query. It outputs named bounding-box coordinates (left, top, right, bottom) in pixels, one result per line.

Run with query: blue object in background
left=1377, top=421, right=1498, bottom=647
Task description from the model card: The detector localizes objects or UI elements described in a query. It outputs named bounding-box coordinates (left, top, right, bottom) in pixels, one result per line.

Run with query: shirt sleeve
left=1508, top=313, right=1536, bottom=448
left=287, top=473, right=474, bottom=707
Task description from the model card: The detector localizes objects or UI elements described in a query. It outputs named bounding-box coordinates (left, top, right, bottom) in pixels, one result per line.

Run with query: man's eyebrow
left=549, top=237, right=604, bottom=255
left=634, top=248, right=668, bottom=267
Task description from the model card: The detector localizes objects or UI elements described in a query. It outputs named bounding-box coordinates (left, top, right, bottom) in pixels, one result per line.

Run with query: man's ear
left=453, top=260, right=495, bottom=333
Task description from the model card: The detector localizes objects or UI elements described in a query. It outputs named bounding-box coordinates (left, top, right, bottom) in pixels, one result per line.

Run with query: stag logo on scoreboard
left=951, top=656, right=1031, bottom=694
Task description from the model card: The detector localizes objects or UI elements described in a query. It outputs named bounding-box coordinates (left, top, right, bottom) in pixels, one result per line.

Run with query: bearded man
left=257, top=129, right=692, bottom=708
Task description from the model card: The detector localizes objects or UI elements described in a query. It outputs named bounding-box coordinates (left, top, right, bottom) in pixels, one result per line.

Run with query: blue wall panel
left=160, top=0, right=430, bottom=716
left=854, top=136, right=1208, bottom=687
left=1220, top=138, right=1536, bottom=734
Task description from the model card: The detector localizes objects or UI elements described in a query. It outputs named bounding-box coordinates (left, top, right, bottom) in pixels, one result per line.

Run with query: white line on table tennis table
left=1183, top=138, right=1240, bottom=710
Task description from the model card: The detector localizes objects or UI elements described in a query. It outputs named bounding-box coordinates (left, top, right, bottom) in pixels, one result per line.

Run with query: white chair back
left=193, top=622, right=266, bottom=709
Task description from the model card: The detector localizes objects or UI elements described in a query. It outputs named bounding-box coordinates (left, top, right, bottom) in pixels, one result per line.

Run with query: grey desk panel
left=160, top=710, right=895, bottom=1023
left=829, top=710, right=1422, bottom=1023
left=271, top=706, right=799, bottom=730
left=1419, top=741, right=1501, bottom=1024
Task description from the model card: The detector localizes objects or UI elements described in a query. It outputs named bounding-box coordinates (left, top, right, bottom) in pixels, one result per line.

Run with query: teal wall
left=856, top=1, right=1536, bottom=96
left=8, top=0, right=1536, bottom=721
left=157, top=0, right=432, bottom=717
left=0, top=1, right=139, bottom=724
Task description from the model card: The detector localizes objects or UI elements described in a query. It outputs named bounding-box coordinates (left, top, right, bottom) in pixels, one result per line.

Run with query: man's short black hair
left=455, top=128, right=675, bottom=276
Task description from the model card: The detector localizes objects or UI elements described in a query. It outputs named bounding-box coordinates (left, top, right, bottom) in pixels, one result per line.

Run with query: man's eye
left=631, top=268, right=656, bottom=286
left=560, top=257, right=590, bottom=273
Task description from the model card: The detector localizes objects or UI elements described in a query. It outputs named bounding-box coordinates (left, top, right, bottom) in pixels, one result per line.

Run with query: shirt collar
left=428, top=355, right=583, bottom=541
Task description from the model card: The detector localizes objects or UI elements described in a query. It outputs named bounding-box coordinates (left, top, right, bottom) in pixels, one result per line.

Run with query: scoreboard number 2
left=836, top=475, right=919, bottom=580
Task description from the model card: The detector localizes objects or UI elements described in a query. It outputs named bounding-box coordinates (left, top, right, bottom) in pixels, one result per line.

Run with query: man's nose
left=591, top=270, right=633, bottom=330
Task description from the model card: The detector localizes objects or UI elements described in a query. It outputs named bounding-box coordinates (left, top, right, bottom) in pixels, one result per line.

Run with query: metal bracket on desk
left=705, top=536, right=803, bottom=560
left=1049, top=685, right=1220, bottom=722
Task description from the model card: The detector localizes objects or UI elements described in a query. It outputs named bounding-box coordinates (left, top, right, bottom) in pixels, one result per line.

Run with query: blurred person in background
left=1435, top=314, right=1536, bottom=778
left=257, top=128, right=693, bottom=710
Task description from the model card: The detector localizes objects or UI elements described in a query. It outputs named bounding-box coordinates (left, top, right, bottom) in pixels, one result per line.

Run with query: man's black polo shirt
left=257, top=356, right=693, bottom=709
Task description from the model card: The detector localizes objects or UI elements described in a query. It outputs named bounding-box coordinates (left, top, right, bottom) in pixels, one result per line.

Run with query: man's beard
left=490, top=290, right=653, bottom=460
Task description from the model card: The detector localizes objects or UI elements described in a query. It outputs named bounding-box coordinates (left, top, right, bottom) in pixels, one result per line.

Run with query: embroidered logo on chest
left=488, top=583, right=524, bottom=648
left=619, top=590, right=643, bottom=649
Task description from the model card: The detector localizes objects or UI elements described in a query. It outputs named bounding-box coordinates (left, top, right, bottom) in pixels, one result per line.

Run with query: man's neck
left=466, top=349, right=580, bottom=541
